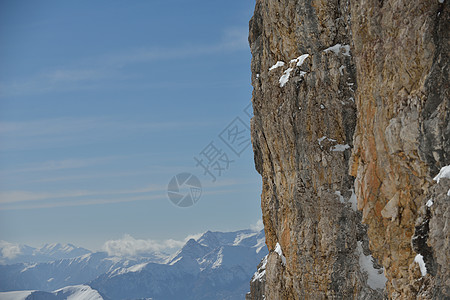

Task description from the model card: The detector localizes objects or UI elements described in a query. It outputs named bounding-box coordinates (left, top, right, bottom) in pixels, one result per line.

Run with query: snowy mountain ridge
left=0, top=241, right=91, bottom=265
left=0, top=228, right=267, bottom=300
left=0, top=285, right=103, bottom=300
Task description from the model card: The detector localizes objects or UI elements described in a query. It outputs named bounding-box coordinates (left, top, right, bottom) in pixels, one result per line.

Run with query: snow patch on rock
left=324, top=44, right=351, bottom=56
left=331, top=144, right=350, bottom=152
left=269, top=61, right=285, bottom=71
left=252, top=254, right=268, bottom=282
left=335, top=190, right=357, bottom=211
left=274, top=243, right=286, bottom=266
left=414, top=254, right=427, bottom=277
left=433, top=165, right=450, bottom=183
left=279, top=68, right=293, bottom=87
left=356, top=242, right=387, bottom=290
left=290, top=54, right=309, bottom=67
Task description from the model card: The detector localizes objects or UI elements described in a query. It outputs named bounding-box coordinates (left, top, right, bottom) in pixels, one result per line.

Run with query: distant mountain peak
left=0, top=241, right=91, bottom=265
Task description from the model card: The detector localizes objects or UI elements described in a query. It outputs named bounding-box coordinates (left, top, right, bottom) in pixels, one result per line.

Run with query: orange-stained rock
left=247, top=0, right=449, bottom=299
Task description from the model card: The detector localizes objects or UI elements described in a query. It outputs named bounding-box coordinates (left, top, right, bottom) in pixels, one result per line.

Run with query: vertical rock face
left=249, top=0, right=384, bottom=298
left=248, top=0, right=448, bottom=299
left=349, top=1, right=449, bottom=298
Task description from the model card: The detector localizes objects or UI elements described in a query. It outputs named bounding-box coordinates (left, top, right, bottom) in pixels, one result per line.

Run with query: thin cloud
left=0, top=181, right=256, bottom=211
left=0, top=27, right=249, bottom=98
left=250, top=219, right=264, bottom=232
left=44, top=69, right=113, bottom=83
left=0, top=117, right=105, bottom=137
left=0, top=117, right=204, bottom=137
left=0, top=184, right=165, bottom=205
left=102, top=234, right=185, bottom=257
left=101, top=26, right=248, bottom=67
left=23, top=165, right=193, bottom=183
left=0, top=194, right=163, bottom=211
left=184, top=232, right=205, bottom=241
left=9, top=157, right=116, bottom=174
left=220, top=26, right=249, bottom=51
left=0, top=240, right=22, bottom=259
left=101, top=232, right=206, bottom=257
left=0, top=164, right=257, bottom=210
left=0, top=117, right=210, bottom=151
left=25, top=170, right=156, bottom=184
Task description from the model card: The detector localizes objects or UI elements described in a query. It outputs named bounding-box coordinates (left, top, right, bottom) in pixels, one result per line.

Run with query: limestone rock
left=349, top=0, right=449, bottom=298
left=247, top=0, right=449, bottom=299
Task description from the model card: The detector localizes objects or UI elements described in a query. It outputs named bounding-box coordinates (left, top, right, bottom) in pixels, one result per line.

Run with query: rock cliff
left=247, top=0, right=449, bottom=299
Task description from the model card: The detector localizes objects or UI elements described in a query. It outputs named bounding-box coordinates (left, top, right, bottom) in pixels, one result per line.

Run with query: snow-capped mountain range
left=0, top=229, right=267, bottom=300
left=0, top=242, right=91, bottom=265
left=0, top=285, right=103, bottom=300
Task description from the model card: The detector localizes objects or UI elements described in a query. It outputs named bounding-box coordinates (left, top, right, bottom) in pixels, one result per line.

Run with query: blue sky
left=0, top=0, right=262, bottom=251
